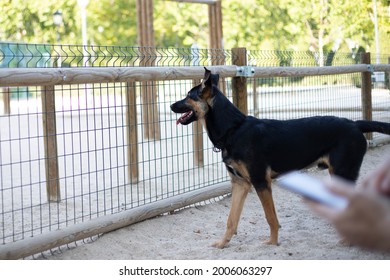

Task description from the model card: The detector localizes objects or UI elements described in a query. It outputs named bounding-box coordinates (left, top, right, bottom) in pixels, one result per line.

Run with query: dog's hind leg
left=256, top=186, right=280, bottom=245
left=329, top=135, right=367, bottom=182
left=212, top=178, right=251, bottom=249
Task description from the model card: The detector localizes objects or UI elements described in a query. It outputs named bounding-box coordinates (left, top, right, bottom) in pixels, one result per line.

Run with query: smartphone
left=277, top=171, right=348, bottom=210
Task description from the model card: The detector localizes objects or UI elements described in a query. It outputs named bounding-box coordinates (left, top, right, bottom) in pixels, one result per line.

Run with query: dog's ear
left=203, top=67, right=219, bottom=87
left=203, top=67, right=211, bottom=83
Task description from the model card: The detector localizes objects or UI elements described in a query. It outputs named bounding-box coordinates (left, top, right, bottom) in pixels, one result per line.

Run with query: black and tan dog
left=171, top=67, right=390, bottom=248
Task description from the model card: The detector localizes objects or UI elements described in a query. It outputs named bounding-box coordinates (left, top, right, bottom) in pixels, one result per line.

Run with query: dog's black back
left=224, top=115, right=368, bottom=184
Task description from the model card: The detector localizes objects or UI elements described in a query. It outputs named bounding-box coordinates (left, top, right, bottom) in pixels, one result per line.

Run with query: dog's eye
left=187, top=91, right=200, bottom=101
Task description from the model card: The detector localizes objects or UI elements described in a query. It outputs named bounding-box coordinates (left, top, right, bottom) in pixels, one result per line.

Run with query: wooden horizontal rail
left=0, top=66, right=237, bottom=87
left=372, top=64, right=390, bottom=72
left=253, top=64, right=371, bottom=77
left=0, top=182, right=231, bottom=259
left=1, top=64, right=389, bottom=87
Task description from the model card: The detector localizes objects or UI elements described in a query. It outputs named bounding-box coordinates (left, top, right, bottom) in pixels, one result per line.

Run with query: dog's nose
left=170, top=103, right=177, bottom=112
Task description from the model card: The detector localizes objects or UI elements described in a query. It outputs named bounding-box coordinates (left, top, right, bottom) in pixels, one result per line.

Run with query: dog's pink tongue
left=176, top=112, right=190, bottom=125
left=176, top=114, right=185, bottom=125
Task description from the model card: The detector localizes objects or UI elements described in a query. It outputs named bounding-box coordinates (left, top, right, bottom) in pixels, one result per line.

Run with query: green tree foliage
left=289, top=0, right=390, bottom=54
left=87, top=0, right=137, bottom=46
left=0, top=0, right=389, bottom=57
left=0, top=0, right=78, bottom=44
left=222, top=0, right=299, bottom=50
left=154, top=1, right=209, bottom=47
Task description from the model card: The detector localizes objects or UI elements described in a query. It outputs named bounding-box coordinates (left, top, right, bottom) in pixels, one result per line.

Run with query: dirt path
left=42, top=144, right=390, bottom=260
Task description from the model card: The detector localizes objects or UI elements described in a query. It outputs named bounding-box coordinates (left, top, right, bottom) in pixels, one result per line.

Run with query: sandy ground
left=39, top=144, right=390, bottom=260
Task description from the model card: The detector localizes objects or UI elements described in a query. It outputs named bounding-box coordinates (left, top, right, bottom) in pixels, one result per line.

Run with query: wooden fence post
left=192, top=79, right=204, bottom=167
left=252, top=78, right=259, bottom=117
left=208, top=1, right=225, bottom=92
left=388, top=57, right=390, bottom=89
left=232, top=47, right=248, bottom=115
left=41, top=85, right=61, bottom=202
left=361, top=52, right=373, bottom=141
left=126, top=82, right=139, bottom=183
left=2, top=87, right=11, bottom=115
left=136, top=0, right=161, bottom=140
left=142, top=81, right=160, bottom=140
left=208, top=1, right=223, bottom=50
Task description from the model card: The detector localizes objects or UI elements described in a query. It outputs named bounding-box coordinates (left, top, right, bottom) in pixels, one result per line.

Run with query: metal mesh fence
left=248, top=50, right=357, bottom=67
left=247, top=74, right=390, bottom=144
left=0, top=42, right=231, bottom=67
left=4, top=42, right=389, bottom=68
left=249, top=75, right=358, bottom=119
left=0, top=80, right=229, bottom=245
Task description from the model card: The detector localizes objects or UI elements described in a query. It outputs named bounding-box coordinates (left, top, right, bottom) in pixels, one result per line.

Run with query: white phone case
left=277, top=172, right=348, bottom=210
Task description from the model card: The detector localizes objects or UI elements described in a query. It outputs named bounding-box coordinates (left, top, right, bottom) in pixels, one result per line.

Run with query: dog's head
left=171, top=67, right=219, bottom=125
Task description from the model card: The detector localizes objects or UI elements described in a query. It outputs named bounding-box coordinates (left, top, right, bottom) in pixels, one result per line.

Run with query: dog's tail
left=356, top=120, right=390, bottom=134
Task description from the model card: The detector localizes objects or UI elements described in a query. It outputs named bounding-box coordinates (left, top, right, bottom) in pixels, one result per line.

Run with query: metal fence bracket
left=236, top=66, right=255, bottom=77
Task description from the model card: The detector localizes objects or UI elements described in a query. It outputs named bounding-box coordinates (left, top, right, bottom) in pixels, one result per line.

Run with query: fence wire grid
left=0, top=80, right=228, bottom=245
left=3, top=42, right=388, bottom=68
left=1, top=42, right=390, bottom=258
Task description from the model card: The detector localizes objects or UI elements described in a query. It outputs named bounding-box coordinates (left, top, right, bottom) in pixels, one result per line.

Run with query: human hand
left=361, top=156, right=390, bottom=195
left=307, top=177, right=390, bottom=252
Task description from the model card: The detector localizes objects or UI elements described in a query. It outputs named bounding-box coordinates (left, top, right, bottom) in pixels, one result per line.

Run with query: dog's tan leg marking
left=212, top=179, right=251, bottom=249
left=256, top=187, right=279, bottom=245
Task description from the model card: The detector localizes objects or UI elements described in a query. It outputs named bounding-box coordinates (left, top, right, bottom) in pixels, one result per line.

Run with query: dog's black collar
left=212, top=136, right=226, bottom=152
left=211, top=125, right=241, bottom=153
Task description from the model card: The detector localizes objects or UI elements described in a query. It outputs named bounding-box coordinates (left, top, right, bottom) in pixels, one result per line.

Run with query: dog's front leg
left=212, top=179, right=251, bottom=249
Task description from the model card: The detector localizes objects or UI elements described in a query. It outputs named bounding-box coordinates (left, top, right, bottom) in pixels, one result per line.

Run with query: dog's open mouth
left=176, top=110, right=194, bottom=125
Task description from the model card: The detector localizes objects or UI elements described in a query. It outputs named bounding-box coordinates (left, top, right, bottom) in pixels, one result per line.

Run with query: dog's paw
left=338, top=238, right=352, bottom=247
left=211, top=240, right=227, bottom=249
left=264, top=239, right=279, bottom=246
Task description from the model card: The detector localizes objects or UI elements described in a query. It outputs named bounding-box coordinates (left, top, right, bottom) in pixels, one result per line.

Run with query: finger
left=362, top=168, right=386, bottom=192
left=379, top=173, right=390, bottom=194
left=362, top=156, right=390, bottom=192
left=305, top=199, right=339, bottom=221
left=361, top=172, right=378, bottom=190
